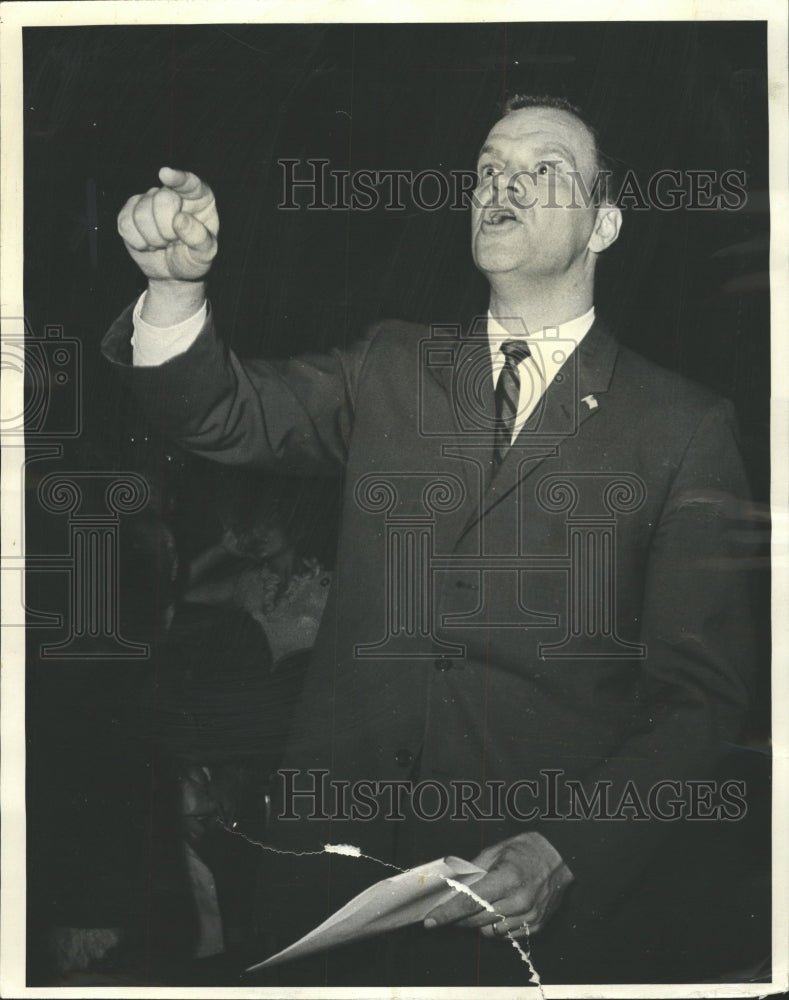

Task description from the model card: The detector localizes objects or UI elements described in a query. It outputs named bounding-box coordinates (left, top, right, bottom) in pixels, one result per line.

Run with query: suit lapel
left=458, top=317, right=620, bottom=538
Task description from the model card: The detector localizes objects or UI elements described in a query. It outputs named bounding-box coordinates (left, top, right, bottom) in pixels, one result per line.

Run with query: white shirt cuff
left=131, top=290, right=207, bottom=367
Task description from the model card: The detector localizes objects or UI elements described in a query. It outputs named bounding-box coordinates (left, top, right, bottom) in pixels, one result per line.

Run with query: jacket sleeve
left=101, top=299, right=374, bottom=475
left=533, top=397, right=758, bottom=916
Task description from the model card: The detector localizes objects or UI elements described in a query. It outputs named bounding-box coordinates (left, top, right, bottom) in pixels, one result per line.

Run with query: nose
left=490, top=169, right=508, bottom=204
left=490, top=167, right=525, bottom=208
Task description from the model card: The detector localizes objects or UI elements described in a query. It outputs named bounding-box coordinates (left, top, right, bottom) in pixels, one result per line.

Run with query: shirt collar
left=487, top=306, right=596, bottom=353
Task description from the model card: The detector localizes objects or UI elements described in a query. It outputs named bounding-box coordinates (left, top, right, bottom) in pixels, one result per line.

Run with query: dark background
left=22, top=20, right=771, bottom=983
left=22, top=20, right=771, bottom=553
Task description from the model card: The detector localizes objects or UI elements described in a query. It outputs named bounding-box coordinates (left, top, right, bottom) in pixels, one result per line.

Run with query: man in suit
left=102, top=95, right=755, bottom=984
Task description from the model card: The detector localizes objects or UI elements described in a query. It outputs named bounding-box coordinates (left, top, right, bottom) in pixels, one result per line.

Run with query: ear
left=588, top=205, right=622, bottom=254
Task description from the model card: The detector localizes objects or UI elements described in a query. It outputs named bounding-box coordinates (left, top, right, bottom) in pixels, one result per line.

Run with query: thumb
left=172, top=211, right=215, bottom=257
left=167, top=212, right=218, bottom=279
left=471, top=843, right=500, bottom=871
left=159, top=166, right=202, bottom=195
left=159, top=166, right=214, bottom=210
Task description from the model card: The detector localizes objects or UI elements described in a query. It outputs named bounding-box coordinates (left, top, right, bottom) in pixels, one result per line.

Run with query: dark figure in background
left=182, top=475, right=333, bottom=665
left=135, top=477, right=331, bottom=973
left=103, top=95, right=760, bottom=984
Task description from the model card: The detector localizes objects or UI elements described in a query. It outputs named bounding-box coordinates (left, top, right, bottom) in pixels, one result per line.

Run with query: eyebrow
left=477, top=141, right=580, bottom=170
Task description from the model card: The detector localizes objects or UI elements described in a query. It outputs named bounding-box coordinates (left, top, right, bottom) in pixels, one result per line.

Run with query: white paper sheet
left=247, top=855, right=486, bottom=970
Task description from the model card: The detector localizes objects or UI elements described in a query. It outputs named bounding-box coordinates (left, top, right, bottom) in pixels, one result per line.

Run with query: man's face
left=471, top=106, right=601, bottom=280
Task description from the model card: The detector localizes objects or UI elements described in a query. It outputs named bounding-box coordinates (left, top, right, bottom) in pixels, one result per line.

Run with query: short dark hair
left=500, top=93, right=613, bottom=195
left=503, top=93, right=584, bottom=118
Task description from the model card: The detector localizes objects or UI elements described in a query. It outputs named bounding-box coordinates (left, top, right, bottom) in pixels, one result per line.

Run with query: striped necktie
left=493, top=339, right=531, bottom=467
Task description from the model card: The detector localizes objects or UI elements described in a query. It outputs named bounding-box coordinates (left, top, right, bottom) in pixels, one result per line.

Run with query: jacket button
left=394, top=748, right=413, bottom=768
left=433, top=656, right=453, bottom=671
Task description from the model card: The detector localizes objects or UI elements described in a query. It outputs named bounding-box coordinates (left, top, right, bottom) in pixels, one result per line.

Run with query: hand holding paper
left=424, top=831, right=574, bottom=940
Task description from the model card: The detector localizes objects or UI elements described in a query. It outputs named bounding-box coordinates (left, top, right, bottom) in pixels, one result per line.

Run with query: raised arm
left=104, top=168, right=372, bottom=475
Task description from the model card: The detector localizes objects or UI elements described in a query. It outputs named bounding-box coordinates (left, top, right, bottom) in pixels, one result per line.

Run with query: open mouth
left=482, top=207, right=519, bottom=229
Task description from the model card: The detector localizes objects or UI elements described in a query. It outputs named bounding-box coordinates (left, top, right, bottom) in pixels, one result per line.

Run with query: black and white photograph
left=1, top=1, right=786, bottom=994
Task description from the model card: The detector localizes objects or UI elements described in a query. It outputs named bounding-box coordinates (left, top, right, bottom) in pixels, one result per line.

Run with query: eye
left=535, top=160, right=563, bottom=178
left=478, top=163, right=498, bottom=179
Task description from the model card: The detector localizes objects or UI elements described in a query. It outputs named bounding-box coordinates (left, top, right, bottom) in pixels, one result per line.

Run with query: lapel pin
left=581, top=394, right=599, bottom=411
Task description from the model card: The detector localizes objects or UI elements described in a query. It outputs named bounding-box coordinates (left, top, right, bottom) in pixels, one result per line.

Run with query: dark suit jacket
left=102, top=302, right=755, bottom=975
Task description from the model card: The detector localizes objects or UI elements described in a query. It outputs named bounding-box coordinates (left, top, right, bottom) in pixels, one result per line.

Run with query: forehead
left=480, top=107, right=597, bottom=165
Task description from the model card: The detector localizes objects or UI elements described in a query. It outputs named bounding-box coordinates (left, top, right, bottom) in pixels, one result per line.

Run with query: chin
left=473, top=246, right=518, bottom=274
left=475, top=256, right=529, bottom=279
left=473, top=238, right=531, bottom=276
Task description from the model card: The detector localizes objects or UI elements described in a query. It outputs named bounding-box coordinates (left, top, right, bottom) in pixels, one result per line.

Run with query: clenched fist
left=118, top=167, right=219, bottom=281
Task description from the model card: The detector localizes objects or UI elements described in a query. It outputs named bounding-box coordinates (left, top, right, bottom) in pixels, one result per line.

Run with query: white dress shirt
left=487, top=307, right=595, bottom=443
left=131, top=291, right=207, bottom=367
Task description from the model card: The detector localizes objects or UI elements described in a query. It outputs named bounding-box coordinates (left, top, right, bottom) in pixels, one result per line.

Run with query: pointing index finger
left=158, top=166, right=207, bottom=201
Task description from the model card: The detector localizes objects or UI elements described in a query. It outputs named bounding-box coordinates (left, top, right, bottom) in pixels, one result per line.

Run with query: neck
left=487, top=272, right=594, bottom=335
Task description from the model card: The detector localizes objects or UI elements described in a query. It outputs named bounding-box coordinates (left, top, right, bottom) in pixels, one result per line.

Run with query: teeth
left=487, top=211, right=515, bottom=225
